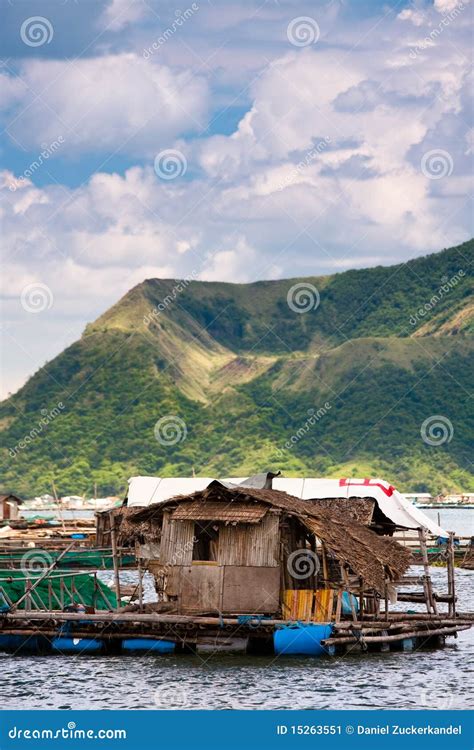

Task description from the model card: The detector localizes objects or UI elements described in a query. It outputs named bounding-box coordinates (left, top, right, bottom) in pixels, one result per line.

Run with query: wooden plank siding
left=218, top=513, right=280, bottom=567
left=159, top=514, right=194, bottom=566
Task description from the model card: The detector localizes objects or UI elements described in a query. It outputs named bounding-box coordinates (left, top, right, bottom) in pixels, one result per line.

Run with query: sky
left=1, top=0, right=473, bottom=398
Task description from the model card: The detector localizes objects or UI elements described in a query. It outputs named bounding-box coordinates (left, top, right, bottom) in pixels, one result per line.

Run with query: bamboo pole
left=447, top=531, right=456, bottom=617
left=138, top=556, right=143, bottom=613
left=322, top=624, right=471, bottom=647
left=341, top=566, right=358, bottom=623
left=52, top=480, right=66, bottom=534
left=109, top=516, right=121, bottom=609
left=418, top=527, right=437, bottom=614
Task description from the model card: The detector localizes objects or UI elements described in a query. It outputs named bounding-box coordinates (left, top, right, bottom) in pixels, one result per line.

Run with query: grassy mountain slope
left=1, top=240, right=473, bottom=497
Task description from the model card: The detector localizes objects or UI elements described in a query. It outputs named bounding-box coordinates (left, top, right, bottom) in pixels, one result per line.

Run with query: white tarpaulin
left=127, top=474, right=447, bottom=537
left=273, top=477, right=447, bottom=537
left=127, top=474, right=275, bottom=507
left=127, top=477, right=214, bottom=507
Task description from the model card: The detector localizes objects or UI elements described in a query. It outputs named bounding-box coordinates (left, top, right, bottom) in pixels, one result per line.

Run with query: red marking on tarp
left=339, top=478, right=396, bottom=497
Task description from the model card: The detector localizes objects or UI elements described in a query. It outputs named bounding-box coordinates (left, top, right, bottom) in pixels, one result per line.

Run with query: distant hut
left=119, top=482, right=411, bottom=620
left=0, top=494, right=23, bottom=522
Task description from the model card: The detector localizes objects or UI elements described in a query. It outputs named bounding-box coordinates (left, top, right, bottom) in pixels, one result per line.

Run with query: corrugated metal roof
left=171, top=501, right=268, bottom=523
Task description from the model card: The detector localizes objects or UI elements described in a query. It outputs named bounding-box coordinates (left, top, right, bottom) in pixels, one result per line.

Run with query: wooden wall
left=218, top=512, right=280, bottom=566
left=155, top=512, right=282, bottom=614
left=159, top=513, right=194, bottom=566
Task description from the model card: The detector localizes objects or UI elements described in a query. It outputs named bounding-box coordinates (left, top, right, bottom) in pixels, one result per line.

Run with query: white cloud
left=97, top=0, right=149, bottom=31
left=0, top=55, right=209, bottom=157
left=1, top=0, right=473, bottom=395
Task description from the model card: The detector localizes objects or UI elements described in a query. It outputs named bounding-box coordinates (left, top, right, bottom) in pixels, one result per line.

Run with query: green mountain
left=1, top=240, right=473, bottom=497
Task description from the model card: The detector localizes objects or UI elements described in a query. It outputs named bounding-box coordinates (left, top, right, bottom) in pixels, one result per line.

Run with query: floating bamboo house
left=0, top=476, right=471, bottom=658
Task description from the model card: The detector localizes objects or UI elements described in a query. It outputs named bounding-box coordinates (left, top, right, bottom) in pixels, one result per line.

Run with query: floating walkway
left=0, top=610, right=472, bottom=657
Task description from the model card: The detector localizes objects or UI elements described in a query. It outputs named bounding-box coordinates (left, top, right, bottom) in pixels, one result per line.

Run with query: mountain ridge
left=1, top=240, right=473, bottom=497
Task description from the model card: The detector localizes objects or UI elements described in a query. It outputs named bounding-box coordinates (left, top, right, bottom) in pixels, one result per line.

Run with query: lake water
left=3, top=509, right=473, bottom=711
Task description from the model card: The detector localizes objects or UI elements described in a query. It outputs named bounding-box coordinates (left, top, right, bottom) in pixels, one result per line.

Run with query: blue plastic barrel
left=341, top=592, right=359, bottom=615
left=51, top=637, right=102, bottom=654
left=0, top=634, right=44, bottom=654
left=121, top=638, right=175, bottom=654
left=274, top=623, right=333, bottom=656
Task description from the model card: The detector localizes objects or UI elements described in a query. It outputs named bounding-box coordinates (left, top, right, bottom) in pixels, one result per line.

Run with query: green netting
left=0, top=550, right=135, bottom=569
left=0, top=570, right=118, bottom=611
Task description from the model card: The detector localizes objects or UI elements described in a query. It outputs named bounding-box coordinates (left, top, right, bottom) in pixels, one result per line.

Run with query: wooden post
left=359, top=577, right=364, bottom=621
left=340, top=565, right=358, bottom=623
left=384, top=579, right=389, bottom=622
left=25, top=579, right=31, bottom=612
left=335, top=589, right=342, bottom=624
left=52, top=480, right=66, bottom=534
left=110, top=516, right=121, bottom=609
left=138, top=552, right=143, bottom=613
left=447, top=531, right=456, bottom=617
left=418, top=527, right=437, bottom=615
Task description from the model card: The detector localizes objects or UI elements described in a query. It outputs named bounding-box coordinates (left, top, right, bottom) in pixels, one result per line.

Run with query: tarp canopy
left=126, top=474, right=447, bottom=537
left=126, top=473, right=277, bottom=507
left=273, top=477, right=447, bottom=537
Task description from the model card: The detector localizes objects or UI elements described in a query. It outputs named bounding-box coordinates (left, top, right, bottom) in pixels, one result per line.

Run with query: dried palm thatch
left=119, top=485, right=412, bottom=593
left=309, top=496, right=375, bottom=525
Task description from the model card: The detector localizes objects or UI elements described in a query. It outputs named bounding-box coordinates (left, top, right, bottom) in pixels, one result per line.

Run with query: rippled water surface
left=3, top=510, right=473, bottom=711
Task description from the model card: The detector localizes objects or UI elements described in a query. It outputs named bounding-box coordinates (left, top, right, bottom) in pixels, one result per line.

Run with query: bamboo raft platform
left=0, top=609, right=472, bottom=657
left=0, top=489, right=471, bottom=659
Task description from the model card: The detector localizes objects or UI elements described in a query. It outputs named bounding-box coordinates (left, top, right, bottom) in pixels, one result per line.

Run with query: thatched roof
left=119, top=485, right=412, bottom=593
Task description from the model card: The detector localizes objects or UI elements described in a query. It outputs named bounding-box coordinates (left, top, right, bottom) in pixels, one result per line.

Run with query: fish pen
left=1, top=483, right=470, bottom=658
